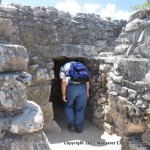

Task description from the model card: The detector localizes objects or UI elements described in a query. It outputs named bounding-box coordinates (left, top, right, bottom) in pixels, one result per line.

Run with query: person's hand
left=62, top=94, right=67, bottom=102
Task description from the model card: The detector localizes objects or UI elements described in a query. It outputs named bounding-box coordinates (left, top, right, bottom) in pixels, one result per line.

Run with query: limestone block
left=43, top=120, right=61, bottom=133
left=94, top=107, right=104, bottom=119
left=0, top=5, right=17, bottom=13
left=83, top=45, right=98, bottom=56
left=121, top=136, right=148, bottom=150
left=116, top=58, right=150, bottom=82
left=0, top=72, right=31, bottom=111
left=10, top=101, right=44, bottom=134
left=36, top=68, right=51, bottom=82
left=40, top=45, right=85, bottom=61
left=27, top=85, right=51, bottom=105
left=0, top=131, right=51, bottom=150
left=114, top=44, right=129, bottom=55
left=0, top=44, right=29, bottom=72
left=142, top=92, right=150, bottom=101
left=99, top=64, right=111, bottom=72
left=103, top=122, right=115, bottom=134
left=97, top=97, right=107, bottom=105
left=127, top=88, right=137, bottom=100
left=41, top=102, right=54, bottom=122
left=94, top=40, right=106, bottom=47
left=112, top=111, right=147, bottom=136
left=135, top=44, right=150, bottom=58
left=144, top=70, right=150, bottom=83
left=136, top=99, right=143, bottom=108
left=0, top=18, right=13, bottom=40
left=107, top=82, right=128, bottom=97
left=125, top=18, right=147, bottom=32
left=33, top=8, right=48, bottom=17
left=108, top=72, right=123, bottom=83
left=142, top=129, right=150, bottom=146
left=0, top=119, right=7, bottom=140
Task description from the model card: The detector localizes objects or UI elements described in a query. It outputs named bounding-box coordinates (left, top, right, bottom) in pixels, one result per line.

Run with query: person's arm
left=86, top=81, right=90, bottom=99
left=61, top=78, right=67, bottom=102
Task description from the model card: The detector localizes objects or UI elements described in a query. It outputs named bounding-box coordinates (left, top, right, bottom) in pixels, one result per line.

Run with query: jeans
left=65, top=83, right=87, bottom=129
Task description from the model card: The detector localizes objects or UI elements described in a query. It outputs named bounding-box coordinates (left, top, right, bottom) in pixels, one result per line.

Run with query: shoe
left=68, top=124, right=75, bottom=131
left=76, top=128, right=82, bottom=133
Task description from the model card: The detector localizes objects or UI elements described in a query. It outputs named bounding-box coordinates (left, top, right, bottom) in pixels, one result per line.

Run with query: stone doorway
left=50, top=57, right=89, bottom=128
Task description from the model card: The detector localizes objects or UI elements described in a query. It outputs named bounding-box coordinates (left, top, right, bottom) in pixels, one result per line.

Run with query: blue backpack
left=69, top=62, right=90, bottom=82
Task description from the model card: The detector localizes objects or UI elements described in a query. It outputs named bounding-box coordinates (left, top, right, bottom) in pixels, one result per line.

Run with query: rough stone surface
left=105, top=11, right=150, bottom=138
left=0, top=131, right=51, bottom=150
left=0, top=17, right=51, bottom=149
left=121, top=136, right=150, bottom=150
left=10, top=101, right=44, bottom=134
left=0, top=72, right=31, bottom=111
left=0, top=18, right=13, bottom=41
left=0, top=4, right=126, bottom=132
left=0, top=44, right=29, bottom=72
left=2, top=3, right=150, bottom=149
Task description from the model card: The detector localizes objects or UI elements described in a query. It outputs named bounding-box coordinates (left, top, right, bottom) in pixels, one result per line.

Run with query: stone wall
left=0, top=17, right=51, bottom=149
left=106, top=10, right=150, bottom=149
left=0, top=4, right=126, bottom=131
left=1, top=3, right=150, bottom=150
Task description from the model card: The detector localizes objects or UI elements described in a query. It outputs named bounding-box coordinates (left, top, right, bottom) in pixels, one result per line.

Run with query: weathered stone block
left=116, top=58, right=150, bottom=82
left=0, top=72, right=31, bottom=111
left=142, top=129, right=150, bottom=146
left=0, top=18, right=13, bottom=40
left=41, top=102, right=54, bottom=122
left=27, top=85, right=51, bottom=105
left=10, top=101, right=44, bottom=134
left=125, top=18, right=147, bottom=32
left=0, top=131, right=51, bottom=150
left=121, top=136, right=149, bottom=150
left=0, top=44, right=29, bottom=72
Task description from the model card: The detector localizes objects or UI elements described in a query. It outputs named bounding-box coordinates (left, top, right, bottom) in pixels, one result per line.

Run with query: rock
left=27, top=85, right=51, bottom=105
left=10, top=101, right=44, bottom=134
left=128, top=88, right=137, bottom=100
left=0, top=44, right=29, bottom=72
left=114, top=44, right=129, bottom=55
left=108, top=72, right=123, bottom=83
left=142, top=129, right=150, bottom=146
left=103, top=122, right=115, bottom=134
left=142, top=92, right=150, bottom=101
left=125, top=18, right=147, bottom=32
left=0, top=18, right=13, bottom=41
left=0, top=72, right=31, bottom=111
left=0, top=5, right=17, bottom=13
left=121, top=136, right=149, bottom=150
left=0, top=131, right=51, bottom=150
left=43, top=120, right=61, bottom=133
left=99, top=64, right=111, bottom=72
left=115, top=58, right=150, bottom=82
left=83, top=45, right=98, bottom=56
left=41, top=102, right=54, bottom=122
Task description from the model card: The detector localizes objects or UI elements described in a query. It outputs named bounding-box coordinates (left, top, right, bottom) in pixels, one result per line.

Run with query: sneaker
left=68, top=124, right=75, bottom=131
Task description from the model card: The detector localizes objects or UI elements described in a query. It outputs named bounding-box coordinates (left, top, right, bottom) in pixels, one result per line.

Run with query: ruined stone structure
left=1, top=3, right=150, bottom=150
left=0, top=17, right=51, bottom=149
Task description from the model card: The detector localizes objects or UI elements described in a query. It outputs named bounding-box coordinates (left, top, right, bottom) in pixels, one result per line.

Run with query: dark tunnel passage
left=49, top=57, right=88, bottom=107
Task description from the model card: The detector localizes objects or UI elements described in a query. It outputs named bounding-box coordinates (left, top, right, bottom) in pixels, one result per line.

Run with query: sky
left=1, top=0, right=146, bottom=20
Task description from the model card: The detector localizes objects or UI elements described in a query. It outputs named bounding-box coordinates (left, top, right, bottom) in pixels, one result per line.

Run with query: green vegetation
left=131, top=0, right=150, bottom=11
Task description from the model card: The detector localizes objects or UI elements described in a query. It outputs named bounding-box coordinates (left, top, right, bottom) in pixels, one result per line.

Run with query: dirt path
left=45, top=105, right=122, bottom=150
